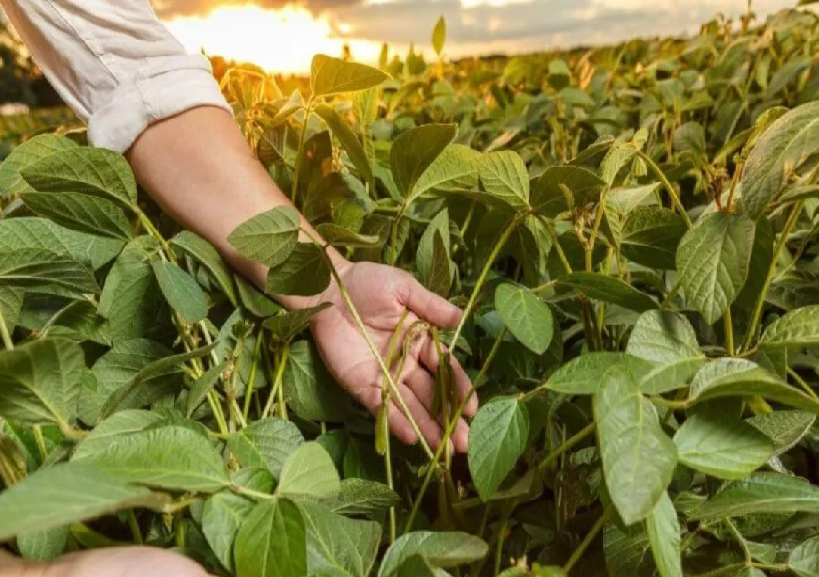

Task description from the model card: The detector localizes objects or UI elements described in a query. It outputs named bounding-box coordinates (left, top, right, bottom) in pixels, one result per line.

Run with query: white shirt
left=2, top=0, right=232, bottom=152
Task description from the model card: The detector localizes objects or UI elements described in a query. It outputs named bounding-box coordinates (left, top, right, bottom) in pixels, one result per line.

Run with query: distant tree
left=0, top=20, right=60, bottom=106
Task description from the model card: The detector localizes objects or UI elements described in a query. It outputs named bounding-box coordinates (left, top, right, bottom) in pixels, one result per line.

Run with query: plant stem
left=474, top=327, right=507, bottom=387
left=127, top=511, right=144, bottom=545
left=788, top=367, right=819, bottom=402
left=135, top=208, right=175, bottom=259
left=538, top=422, right=595, bottom=471
left=493, top=506, right=513, bottom=575
left=740, top=199, right=804, bottom=352
left=262, top=345, right=289, bottom=419
left=32, top=425, right=48, bottom=461
left=231, top=484, right=276, bottom=501
left=291, top=98, right=314, bottom=203
left=243, top=331, right=264, bottom=422
left=448, top=215, right=521, bottom=351
left=587, top=190, right=609, bottom=269
left=636, top=150, right=692, bottom=228
left=0, top=307, right=13, bottom=350
left=563, top=510, right=608, bottom=575
left=725, top=518, right=751, bottom=563
left=724, top=308, right=736, bottom=356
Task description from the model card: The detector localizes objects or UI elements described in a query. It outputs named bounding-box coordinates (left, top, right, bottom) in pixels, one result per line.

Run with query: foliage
left=3, top=5, right=819, bottom=577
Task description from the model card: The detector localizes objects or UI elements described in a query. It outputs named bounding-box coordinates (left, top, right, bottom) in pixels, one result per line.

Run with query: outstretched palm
left=307, top=261, right=477, bottom=453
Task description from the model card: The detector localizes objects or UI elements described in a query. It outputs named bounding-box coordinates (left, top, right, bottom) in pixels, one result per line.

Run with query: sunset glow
left=163, top=5, right=382, bottom=74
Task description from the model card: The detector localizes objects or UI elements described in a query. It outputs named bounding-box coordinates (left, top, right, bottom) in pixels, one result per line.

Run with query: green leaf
left=17, top=526, right=68, bottom=562
left=495, top=283, right=554, bottom=355
left=203, top=490, right=255, bottom=572
left=427, top=231, right=452, bottom=298
left=646, top=492, right=682, bottom=577
left=626, top=310, right=702, bottom=365
left=468, top=396, right=529, bottom=501
left=315, top=103, right=373, bottom=189
left=228, top=418, right=304, bottom=479
left=742, top=101, right=819, bottom=220
left=297, top=500, right=382, bottom=577
left=278, top=442, right=341, bottom=499
left=266, top=243, right=331, bottom=297
left=689, top=358, right=819, bottom=413
left=677, top=211, right=755, bottom=324
left=263, top=303, right=331, bottom=344
left=186, top=362, right=225, bottom=418
left=0, top=217, right=123, bottom=271
left=171, top=230, right=237, bottom=305
left=311, top=54, right=390, bottom=97
left=747, top=410, right=816, bottom=455
left=790, top=535, right=819, bottom=577
left=81, top=339, right=178, bottom=425
left=228, top=206, right=300, bottom=268
left=318, top=478, right=400, bottom=516
left=0, top=286, right=23, bottom=337
left=594, top=366, right=677, bottom=525
left=391, top=123, right=458, bottom=198
left=531, top=165, right=607, bottom=216
left=674, top=400, right=774, bottom=479
left=284, top=340, right=353, bottom=422
left=22, top=191, right=132, bottom=240
left=378, top=532, right=488, bottom=577
left=150, top=261, right=209, bottom=324
left=638, top=357, right=707, bottom=395
left=411, top=144, right=481, bottom=202
left=673, top=121, right=706, bottom=155
left=692, top=472, right=819, bottom=519
left=234, top=498, right=307, bottom=577
left=0, top=338, right=84, bottom=425
left=417, top=210, right=451, bottom=292
left=97, top=260, right=166, bottom=342
left=477, top=151, right=530, bottom=211
left=432, top=16, right=446, bottom=56
left=99, top=344, right=215, bottom=419
left=559, top=272, right=657, bottom=313
left=603, top=522, right=657, bottom=577
left=620, top=207, right=686, bottom=270
left=76, top=425, right=230, bottom=493
left=545, top=352, right=653, bottom=395
left=0, top=134, right=78, bottom=196
left=72, top=410, right=163, bottom=460
left=760, top=305, right=819, bottom=347
left=20, top=147, right=138, bottom=207
left=0, top=462, right=165, bottom=541
left=0, top=248, right=98, bottom=299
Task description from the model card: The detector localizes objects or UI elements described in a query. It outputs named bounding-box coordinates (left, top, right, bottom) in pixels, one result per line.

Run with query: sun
left=163, top=4, right=381, bottom=74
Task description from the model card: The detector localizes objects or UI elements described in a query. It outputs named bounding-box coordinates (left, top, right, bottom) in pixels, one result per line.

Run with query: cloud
left=152, top=0, right=799, bottom=59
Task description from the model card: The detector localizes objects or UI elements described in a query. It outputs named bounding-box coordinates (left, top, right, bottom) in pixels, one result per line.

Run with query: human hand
left=0, top=547, right=210, bottom=577
left=306, top=260, right=478, bottom=453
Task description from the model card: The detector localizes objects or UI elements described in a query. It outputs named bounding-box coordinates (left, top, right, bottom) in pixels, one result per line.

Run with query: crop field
left=3, top=5, right=819, bottom=577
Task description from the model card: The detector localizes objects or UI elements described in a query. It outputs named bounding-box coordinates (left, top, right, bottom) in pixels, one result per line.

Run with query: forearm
left=125, top=105, right=344, bottom=308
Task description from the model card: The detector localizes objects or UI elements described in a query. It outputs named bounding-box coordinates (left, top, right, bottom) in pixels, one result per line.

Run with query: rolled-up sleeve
left=2, top=0, right=232, bottom=152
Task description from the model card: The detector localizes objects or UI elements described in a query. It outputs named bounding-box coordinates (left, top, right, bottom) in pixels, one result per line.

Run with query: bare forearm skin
left=125, top=105, right=345, bottom=309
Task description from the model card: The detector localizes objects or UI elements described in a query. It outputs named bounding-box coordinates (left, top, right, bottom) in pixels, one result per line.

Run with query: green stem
left=243, top=332, right=264, bottom=422
left=661, top=278, right=682, bottom=309
left=540, top=215, right=572, bottom=274
left=725, top=518, right=751, bottom=563
left=262, top=345, right=289, bottom=419
left=231, top=484, right=276, bottom=501
left=0, top=307, right=13, bottom=351
left=207, top=393, right=230, bottom=436
left=538, top=422, right=595, bottom=471
left=493, top=506, right=513, bottom=575
left=474, top=327, right=507, bottom=388
left=636, top=150, right=692, bottom=228
left=291, top=98, right=315, bottom=203
left=448, top=215, right=521, bottom=351
left=724, top=308, right=735, bottom=356
left=32, top=425, right=48, bottom=461
left=563, top=510, right=608, bottom=575
left=788, top=367, right=819, bottom=402
left=127, top=511, right=144, bottom=545
left=135, top=208, right=175, bottom=260
left=740, top=199, right=803, bottom=352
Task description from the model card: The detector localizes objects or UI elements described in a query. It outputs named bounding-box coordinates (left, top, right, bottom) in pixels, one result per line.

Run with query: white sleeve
left=2, top=0, right=232, bottom=152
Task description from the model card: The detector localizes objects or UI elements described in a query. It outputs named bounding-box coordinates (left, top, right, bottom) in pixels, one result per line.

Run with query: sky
left=155, top=0, right=800, bottom=73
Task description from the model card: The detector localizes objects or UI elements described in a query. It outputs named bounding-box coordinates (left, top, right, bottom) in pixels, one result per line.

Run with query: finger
left=395, top=383, right=445, bottom=451
left=362, top=386, right=418, bottom=446
left=400, top=275, right=462, bottom=328
left=403, top=361, right=435, bottom=409
left=418, top=339, right=479, bottom=417
left=0, top=550, right=24, bottom=569
left=451, top=417, right=470, bottom=453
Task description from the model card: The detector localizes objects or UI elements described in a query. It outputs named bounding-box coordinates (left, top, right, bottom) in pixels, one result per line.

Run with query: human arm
left=1, top=0, right=477, bottom=449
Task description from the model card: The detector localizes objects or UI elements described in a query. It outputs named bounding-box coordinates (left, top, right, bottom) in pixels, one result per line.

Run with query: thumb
left=400, top=275, right=462, bottom=328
